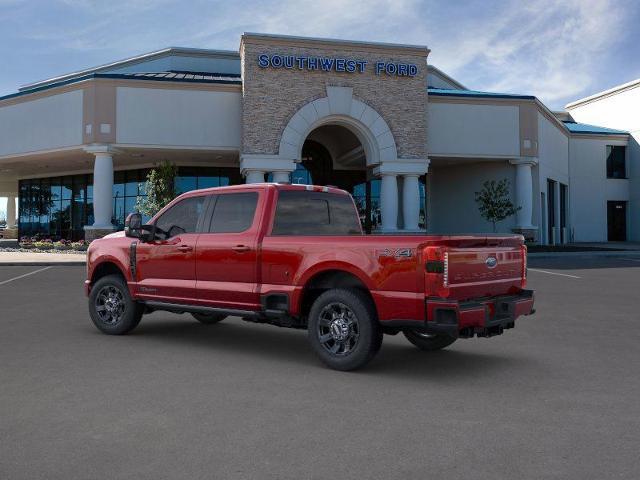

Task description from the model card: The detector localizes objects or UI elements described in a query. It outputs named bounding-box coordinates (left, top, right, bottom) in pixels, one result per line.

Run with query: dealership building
left=0, top=33, right=637, bottom=242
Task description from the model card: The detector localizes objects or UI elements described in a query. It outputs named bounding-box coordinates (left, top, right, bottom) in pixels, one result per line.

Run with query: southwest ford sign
left=257, top=54, right=418, bottom=77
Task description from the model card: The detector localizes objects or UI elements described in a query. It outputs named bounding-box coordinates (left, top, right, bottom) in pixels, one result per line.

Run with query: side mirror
left=124, top=213, right=143, bottom=238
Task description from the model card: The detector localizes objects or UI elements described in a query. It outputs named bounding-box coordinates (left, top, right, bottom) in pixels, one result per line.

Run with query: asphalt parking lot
left=1, top=257, right=639, bottom=479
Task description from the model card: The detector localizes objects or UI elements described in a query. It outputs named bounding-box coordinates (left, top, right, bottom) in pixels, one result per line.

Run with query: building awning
left=562, top=121, right=628, bottom=135
left=427, top=87, right=535, bottom=100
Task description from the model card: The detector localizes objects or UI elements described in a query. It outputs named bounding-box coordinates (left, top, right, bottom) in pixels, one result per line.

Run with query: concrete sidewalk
left=528, top=250, right=640, bottom=258
left=0, top=251, right=86, bottom=266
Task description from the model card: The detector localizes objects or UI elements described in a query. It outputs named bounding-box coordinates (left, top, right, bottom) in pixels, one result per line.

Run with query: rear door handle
left=177, top=245, right=193, bottom=252
left=232, top=245, right=251, bottom=253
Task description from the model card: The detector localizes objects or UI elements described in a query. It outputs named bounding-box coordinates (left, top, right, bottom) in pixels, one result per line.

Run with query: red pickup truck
left=85, top=183, right=534, bottom=370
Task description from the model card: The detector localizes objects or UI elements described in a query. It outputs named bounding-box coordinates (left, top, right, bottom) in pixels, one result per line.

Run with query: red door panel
left=135, top=233, right=199, bottom=303
left=195, top=190, right=263, bottom=310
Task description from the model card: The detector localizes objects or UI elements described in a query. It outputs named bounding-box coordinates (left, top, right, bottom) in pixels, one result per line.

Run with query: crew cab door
left=135, top=195, right=208, bottom=303
left=195, top=190, right=262, bottom=310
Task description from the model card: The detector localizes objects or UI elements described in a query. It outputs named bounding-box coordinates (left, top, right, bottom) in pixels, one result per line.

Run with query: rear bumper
left=384, top=290, right=535, bottom=338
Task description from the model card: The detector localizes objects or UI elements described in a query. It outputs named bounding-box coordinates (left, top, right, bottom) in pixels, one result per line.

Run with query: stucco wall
left=536, top=112, right=569, bottom=242
left=0, top=90, right=83, bottom=156
left=569, top=136, right=629, bottom=242
left=568, top=86, right=639, bottom=241
left=115, top=87, right=242, bottom=148
left=428, top=161, right=516, bottom=234
left=427, top=102, right=520, bottom=157
left=240, top=37, right=428, bottom=159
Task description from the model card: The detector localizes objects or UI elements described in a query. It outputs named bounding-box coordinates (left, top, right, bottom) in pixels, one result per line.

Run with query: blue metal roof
left=428, top=87, right=535, bottom=100
left=562, top=121, right=628, bottom=135
left=0, top=71, right=242, bottom=102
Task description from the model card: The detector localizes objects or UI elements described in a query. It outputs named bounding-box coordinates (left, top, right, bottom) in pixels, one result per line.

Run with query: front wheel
left=308, top=289, right=382, bottom=371
left=89, top=274, right=143, bottom=335
left=403, top=330, right=456, bottom=351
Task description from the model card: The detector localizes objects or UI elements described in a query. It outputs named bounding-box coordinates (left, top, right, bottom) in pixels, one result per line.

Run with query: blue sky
left=1, top=0, right=639, bottom=108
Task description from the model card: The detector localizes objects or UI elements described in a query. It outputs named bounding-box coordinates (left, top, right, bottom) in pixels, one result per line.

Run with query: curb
left=528, top=251, right=640, bottom=258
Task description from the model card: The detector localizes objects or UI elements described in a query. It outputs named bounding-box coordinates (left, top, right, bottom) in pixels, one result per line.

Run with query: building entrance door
left=607, top=201, right=627, bottom=241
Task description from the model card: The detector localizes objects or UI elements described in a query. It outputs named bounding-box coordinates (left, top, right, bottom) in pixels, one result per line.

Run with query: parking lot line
left=0, top=266, right=52, bottom=286
left=528, top=268, right=581, bottom=279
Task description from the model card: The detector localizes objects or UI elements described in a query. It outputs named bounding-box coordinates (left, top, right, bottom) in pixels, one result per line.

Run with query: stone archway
left=278, top=86, right=398, bottom=166
left=240, top=85, right=429, bottom=232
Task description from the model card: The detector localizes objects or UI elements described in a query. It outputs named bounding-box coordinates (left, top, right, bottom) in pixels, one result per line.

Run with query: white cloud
left=426, top=0, right=631, bottom=107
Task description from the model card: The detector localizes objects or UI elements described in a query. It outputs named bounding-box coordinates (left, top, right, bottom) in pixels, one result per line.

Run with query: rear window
left=209, top=192, right=258, bottom=233
left=271, top=190, right=362, bottom=235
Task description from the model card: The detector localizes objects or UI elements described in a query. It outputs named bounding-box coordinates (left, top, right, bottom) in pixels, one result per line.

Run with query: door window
left=155, top=196, right=206, bottom=238
left=209, top=192, right=258, bottom=233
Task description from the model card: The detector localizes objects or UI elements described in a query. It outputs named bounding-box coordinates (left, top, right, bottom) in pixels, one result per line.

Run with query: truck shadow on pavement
left=128, top=316, right=534, bottom=380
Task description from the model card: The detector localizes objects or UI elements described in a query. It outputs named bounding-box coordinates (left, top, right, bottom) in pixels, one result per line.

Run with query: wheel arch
left=297, top=266, right=377, bottom=321
left=90, top=259, right=127, bottom=284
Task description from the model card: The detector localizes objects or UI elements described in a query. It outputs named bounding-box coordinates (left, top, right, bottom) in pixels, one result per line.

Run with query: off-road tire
left=89, top=274, right=144, bottom=335
left=308, top=288, right=382, bottom=371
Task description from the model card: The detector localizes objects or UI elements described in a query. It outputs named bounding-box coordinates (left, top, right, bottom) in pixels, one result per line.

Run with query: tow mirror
left=124, top=213, right=143, bottom=238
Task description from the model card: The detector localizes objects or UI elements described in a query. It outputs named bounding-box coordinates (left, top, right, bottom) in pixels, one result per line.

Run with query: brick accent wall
left=240, top=36, right=428, bottom=160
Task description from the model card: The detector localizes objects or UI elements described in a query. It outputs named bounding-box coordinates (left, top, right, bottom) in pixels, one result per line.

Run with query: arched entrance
left=245, top=86, right=429, bottom=232
left=298, top=124, right=380, bottom=233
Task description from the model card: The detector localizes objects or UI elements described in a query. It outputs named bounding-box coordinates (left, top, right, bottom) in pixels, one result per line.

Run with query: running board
left=143, top=301, right=260, bottom=319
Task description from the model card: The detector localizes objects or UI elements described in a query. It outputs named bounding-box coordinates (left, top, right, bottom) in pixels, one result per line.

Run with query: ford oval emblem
left=486, top=257, right=498, bottom=269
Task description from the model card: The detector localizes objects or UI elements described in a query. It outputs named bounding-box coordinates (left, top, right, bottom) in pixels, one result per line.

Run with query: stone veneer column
left=84, top=145, right=117, bottom=241
left=509, top=158, right=538, bottom=240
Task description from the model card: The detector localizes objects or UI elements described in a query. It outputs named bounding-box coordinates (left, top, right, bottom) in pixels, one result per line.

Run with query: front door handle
left=177, top=245, right=193, bottom=252
left=232, top=245, right=251, bottom=253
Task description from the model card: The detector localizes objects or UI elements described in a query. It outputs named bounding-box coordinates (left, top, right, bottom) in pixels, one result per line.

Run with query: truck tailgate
left=446, top=246, right=525, bottom=299
left=424, top=237, right=527, bottom=300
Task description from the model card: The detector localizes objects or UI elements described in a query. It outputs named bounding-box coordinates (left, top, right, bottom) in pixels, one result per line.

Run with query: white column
left=245, top=170, right=265, bottom=184
left=402, top=174, right=421, bottom=231
left=380, top=173, right=398, bottom=232
left=6, top=195, right=16, bottom=229
left=92, top=153, right=114, bottom=228
left=510, top=158, right=537, bottom=229
left=84, top=145, right=117, bottom=231
left=272, top=171, right=290, bottom=184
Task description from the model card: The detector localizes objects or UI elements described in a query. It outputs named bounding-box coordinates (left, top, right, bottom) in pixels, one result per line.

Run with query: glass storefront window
left=18, top=166, right=243, bottom=240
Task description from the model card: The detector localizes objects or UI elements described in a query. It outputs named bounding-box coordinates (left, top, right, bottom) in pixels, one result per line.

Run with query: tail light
left=520, top=244, right=528, bottom=288
left=425, top=246, right=450, bottom=298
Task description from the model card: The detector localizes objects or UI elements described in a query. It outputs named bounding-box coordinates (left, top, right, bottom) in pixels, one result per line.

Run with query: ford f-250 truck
left=85, top=183, right=534, bottom=370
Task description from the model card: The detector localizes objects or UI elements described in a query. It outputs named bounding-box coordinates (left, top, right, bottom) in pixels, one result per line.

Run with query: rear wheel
left=89, top=274, right=143, bottom=335
left=191, top=312, right=227, bottom=324
left=403, top=330, right=456, bottom=351
left=308, top=289, right=382, bottom=371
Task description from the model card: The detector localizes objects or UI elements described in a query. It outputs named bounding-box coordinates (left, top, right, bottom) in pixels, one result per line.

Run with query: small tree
left=136, top=160, right=178, bottom=217
left=474, top=179, right=520, bottom=233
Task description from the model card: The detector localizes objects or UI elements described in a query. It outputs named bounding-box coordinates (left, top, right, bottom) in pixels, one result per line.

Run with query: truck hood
left=102, top=230, right=126, bottom=239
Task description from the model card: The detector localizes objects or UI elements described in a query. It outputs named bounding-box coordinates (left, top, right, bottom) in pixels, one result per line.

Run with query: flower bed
left=13, top=236, right=89, bottom=254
